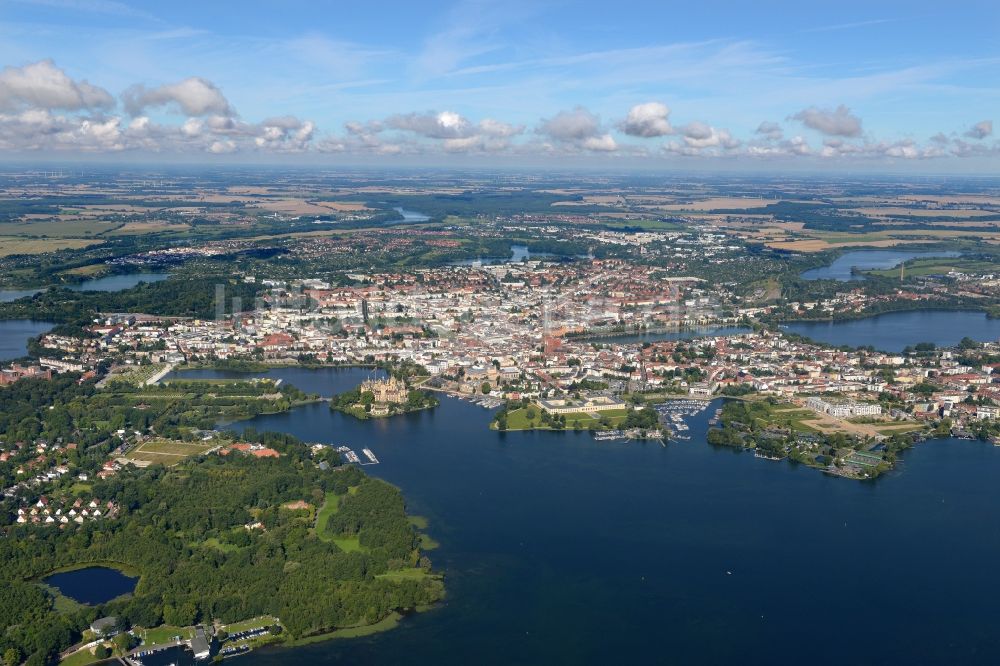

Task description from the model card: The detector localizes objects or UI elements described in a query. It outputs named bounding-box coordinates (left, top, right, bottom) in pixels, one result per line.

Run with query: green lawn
left=876, top=424, right=926, bottom=435
left=200, top=537, right=240, bottom=553
left=60, top=647, right=102, bottom=666
left=314, top=492, right=341, bottom=542
left=139, top=625, right=193, bottom=646
left=316, top=488, right=369, bottom=552
left=331, top=535, right=366, bottom=553
left=501, top=407, right=628, bottom=431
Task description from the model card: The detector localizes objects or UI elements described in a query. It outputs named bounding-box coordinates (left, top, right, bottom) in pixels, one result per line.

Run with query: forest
left=0, top=436, right=443, bottom=665
left=0, top=277, right=262, bottom=324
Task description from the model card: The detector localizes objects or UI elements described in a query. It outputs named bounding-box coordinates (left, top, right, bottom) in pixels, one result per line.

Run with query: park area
left=500, top=406, right=629, bottom=430
left=124, top=438, right=219, bottom=467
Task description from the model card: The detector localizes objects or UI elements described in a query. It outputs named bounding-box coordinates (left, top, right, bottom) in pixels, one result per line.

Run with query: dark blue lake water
left=176, top=366, right=1000, bottom=665
left=0, top=319, right=54, bottom=361
left=783, top=309, right=1000, bottom=352
left=164, top=366, right=385, bottom=397
left=69, top=273, right=170, bottom=292
left=800, top=250, right=961, bottom=281
left=44, top=566, right=137, bottom=605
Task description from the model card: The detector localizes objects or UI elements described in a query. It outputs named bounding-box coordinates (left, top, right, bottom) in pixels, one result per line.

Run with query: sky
left=0, top=0, right=998, bottom=170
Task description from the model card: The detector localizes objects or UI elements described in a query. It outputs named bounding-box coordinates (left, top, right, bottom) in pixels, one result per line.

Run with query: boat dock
left=336, top=444, right=379, bottom=465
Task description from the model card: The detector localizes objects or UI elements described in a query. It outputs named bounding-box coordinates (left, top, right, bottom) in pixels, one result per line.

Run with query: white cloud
left=964, top=120, right=993, bottom=140
left=537, top=107, right=616, bottom=152
left=375, top=111, right=522, bottom=153
left=619, top=102, right=672, bottom=137
left=123, top=77, right=234, bottom=117
left=386, top=111, right=472, bottom=139
left=582, top=134, right=618, bottom=152
left=0, top=109, right=122, bottom=151
left=208, top=140, right=237, bottom=154
left=676, top=122, right=740, bottom=150
left=538, top=107, right=600, bottom=141
left=790, top=105, right=862, bottom=137
left=0, top=60, right=114, bottom=111
left=754, top=121, right=783, bottom=141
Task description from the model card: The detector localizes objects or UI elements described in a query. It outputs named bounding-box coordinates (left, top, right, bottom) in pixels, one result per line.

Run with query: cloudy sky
left=1, top=0, right=998, bottom=169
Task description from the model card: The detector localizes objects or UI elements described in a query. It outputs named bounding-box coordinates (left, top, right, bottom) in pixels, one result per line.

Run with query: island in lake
left=331, top=376, right=439, bottom=419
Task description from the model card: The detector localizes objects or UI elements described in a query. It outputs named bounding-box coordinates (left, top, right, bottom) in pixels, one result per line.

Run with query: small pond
left=43, top=566, right=138, bottom=605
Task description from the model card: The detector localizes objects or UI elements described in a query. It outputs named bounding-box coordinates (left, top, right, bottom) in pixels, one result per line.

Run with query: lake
left=69, top=272, right=170, bottom=292
left=44, top=566, right=137, bottom=605
left=168, top=366, right=1000, bottom=665
left=783, top=309, right=1000, bottom=351
left=800, top=250, right=961, bottom=281
left=0, top=289, right=41, bottom=302
left=394, top=207, right=431, bottom=223
left=450, top=244, right=591, bottom=266
left=164, top=366, right=385, bottom=396
left=0, top=273, right=169, bottom=300
left=0, top=319, right=55, bottom=361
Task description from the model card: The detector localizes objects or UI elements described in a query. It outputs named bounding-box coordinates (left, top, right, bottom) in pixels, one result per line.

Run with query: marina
left=653, top=399, right=712, bottom=440
left=335, top=445, right=380, bottom=465
left=336, top=446, right=360, bottom=464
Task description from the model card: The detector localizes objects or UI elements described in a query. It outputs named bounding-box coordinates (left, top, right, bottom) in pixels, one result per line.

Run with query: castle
left=360, top=376, right=409, bottom=405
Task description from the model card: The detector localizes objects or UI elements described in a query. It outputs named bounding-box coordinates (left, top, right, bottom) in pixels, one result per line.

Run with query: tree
left=4, top=648, right=20, bottom=666
left=958, top=336, right=980, bottom=350
left=481, top=382, right=491, bottom=395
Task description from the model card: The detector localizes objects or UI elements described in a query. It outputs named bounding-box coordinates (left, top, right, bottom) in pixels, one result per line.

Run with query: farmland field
left=0, top=236, right=103, bottom=256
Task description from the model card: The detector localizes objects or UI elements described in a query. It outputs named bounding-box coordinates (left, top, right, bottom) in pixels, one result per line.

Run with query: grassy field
left=200, top=537, right=240, bottom=553
left=331, top=535, right=366, bottom=553
left=60, top=647, right=102, bottom=666
left=106, top=221, right=191, bottom=236
left=0, top=220, right=120, bottom=237
left=771, top=406, right=823, bottom=432
left=125, top=438, right=217, bottom=466
left=139, top=624, right=194, bottom=646
left=866, top=257, right=999, bottom=277
left=314, top=492, right=341, bottom=540
left=0, top=236, right=102, bottom=257
left=63, top=264, right=106, bottom=276
left=314, top=490, right=369, bottom=552
left=876, top=423, right=926, bottom=436
left=106, top=363, right=167, bottom=386
left=502, top=406, right=628, bottom=430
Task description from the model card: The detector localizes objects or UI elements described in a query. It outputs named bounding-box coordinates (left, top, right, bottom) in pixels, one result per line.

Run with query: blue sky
left=0, top=0, right=998, bottom=169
